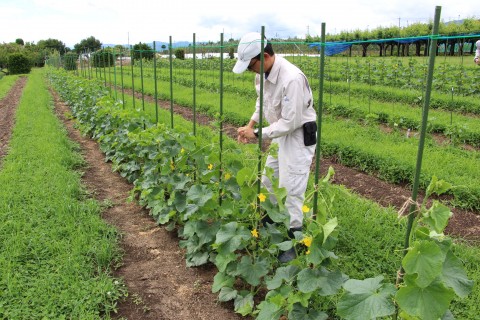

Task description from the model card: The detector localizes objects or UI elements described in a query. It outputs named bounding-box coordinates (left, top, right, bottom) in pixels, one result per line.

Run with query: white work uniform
left=475, top=40, right=480, bottom=62
left=251, top=56, right=317, bottom=229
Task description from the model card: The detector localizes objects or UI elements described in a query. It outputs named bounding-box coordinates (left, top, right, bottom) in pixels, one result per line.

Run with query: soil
left=0, top=77, right=27, bottom=163
left=50, top=90, right=243, bottom=320
left=0, top=76, right=478, bottom=320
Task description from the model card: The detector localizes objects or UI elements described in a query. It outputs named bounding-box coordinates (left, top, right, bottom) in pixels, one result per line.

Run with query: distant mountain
left=444, top=19, right=464, bottom=26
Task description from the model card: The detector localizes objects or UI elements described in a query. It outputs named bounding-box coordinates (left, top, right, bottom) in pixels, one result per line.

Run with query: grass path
left=0, top=69, right=123, bottom=319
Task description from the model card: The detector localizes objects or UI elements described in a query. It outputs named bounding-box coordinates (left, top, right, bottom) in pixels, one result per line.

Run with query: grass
left=0, top=69, right=124, bottom=318
left=325, top=93, right=480, bottom=136
left=0, top=74, right=20, bottom=99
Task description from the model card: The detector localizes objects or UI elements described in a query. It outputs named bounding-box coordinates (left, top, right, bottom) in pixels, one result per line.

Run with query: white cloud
left=0, top=0, right=477, bottom=48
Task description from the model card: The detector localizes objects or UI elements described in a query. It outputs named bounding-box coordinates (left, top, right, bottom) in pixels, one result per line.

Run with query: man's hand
left=475, top=57, right=479, bottom=65
left=237, top=126, right=256, bottom=144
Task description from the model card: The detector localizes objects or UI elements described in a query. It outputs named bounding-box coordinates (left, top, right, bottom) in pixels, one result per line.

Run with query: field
left=0, top=48, right=479, bottom=319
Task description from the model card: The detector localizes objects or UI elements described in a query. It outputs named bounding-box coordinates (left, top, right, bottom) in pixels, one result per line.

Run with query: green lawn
left=0, top=69, right=124, bottom=319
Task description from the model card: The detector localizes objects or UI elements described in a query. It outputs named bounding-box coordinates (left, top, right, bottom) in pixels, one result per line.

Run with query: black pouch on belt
left=302, top=121, right=317, bottom=146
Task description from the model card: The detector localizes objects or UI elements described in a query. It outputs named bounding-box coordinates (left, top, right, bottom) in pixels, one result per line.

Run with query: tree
left=0, top=43, right=23, bottom=69
left=37, top=38, right=67, bottom=55
left=113, top=44, right=128, bottom=54
left=132, top=42, right=154, bottom=60
left=15, top=39, right=24, bottom=46
left=73, top=36, right=102, bottom=54
left=174, top=48, right=185, bottom=60
left=8, top=53, right=31, bottom=74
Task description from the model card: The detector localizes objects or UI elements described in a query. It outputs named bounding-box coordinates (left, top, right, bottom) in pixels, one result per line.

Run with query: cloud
left=0, top=0, right=478, bottom=48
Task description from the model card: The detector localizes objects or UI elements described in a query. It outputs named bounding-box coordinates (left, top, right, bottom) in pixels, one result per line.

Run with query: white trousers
left=262, top=127, right=315, bottom=229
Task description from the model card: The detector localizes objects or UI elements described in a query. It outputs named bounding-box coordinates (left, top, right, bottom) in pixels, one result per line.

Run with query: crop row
left=48, top=68, right=477, bottom=319
left=90, top=69, right=480, bottom=211
left=97, top=65, right=480, bottom=145
left=125, top=56, right=480, bottom=96
left=99, top=64, right=480, bottom=115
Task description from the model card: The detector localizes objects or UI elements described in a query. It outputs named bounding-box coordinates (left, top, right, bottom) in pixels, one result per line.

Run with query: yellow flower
left=180, top=148, right=185, bottom=154
left=208, top=163, right=213, bottom=170
left=300, top=236, right=313, bottom=248
left=302, top=205, right=310, bottom=213
left=258, top=193, right=266, bottom=202
left=224, top=173, right=231, bottom=181
left=251, top=229, right=259, bottom=238
left=306, top=250, right=311, bottom=255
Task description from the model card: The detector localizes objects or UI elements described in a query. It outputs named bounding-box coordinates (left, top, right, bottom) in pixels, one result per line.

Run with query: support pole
left=313, top=23, right=326, bottom=217
left=401, top=5, right=442, bottom=264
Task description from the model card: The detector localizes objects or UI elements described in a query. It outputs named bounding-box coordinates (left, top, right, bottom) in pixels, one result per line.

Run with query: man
left=474, top=40, right=480, bottom=65
left=233, top=32, right=317, bottom=262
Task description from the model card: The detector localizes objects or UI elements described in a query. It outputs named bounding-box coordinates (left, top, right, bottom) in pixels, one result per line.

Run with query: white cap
left=232, top=32, right=267, bottom=74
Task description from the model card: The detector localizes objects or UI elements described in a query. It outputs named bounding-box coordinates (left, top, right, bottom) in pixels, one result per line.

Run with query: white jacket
left=251, top=56, right=317, bottom=138
left=475, top=40, right=480, bottom=61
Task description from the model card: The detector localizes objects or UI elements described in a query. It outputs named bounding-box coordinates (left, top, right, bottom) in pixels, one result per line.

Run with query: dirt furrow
left=0, top=77, right=27, bottom=162
left=51, top=89, right=242, bottom=320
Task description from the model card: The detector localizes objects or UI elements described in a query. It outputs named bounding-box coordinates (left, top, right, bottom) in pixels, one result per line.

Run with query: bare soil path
left=51, top=90, right=242, bottom=320
left=0, top=77, right=27, bottom=162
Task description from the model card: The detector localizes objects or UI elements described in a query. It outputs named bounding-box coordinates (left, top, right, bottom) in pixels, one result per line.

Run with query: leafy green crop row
left=321, top=117, right=480, bottom=210
left=48, top=68, right=476, bottom=319
left=92, top=68, right=480, bottom=211
left=101, top=63, right=480, bottom=115
left=323, top=98, right=480, bottom=147
left=298, top=56, right=480, bottom=97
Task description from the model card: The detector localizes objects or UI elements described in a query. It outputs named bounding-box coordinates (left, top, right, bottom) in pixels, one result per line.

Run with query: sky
left=1, top=0, right=478, bottom=48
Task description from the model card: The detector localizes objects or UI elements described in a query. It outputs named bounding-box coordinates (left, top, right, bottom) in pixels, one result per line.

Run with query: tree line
left=1, top=18, right=479, bottom=75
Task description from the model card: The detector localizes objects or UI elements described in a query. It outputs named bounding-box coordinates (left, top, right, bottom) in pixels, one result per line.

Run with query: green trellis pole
left=219, top=33, right=224, bottom=205
left=88, top=49, right=92, bottom=80
left=140, top=50, right=145, bottom=111
left=192, top=33, right=198, bottom=183
left=113, top=48, right=118, bottom=101
left=107, top=51, right=112, bottom=96
left=153, top=42, right=159, bottom=123
left=193, top=33, right=197, bottom=136
left=120, top=48, right=125, bottom=109
left=95, top=52, right=98, bottom=79
left=102, top=51, right=107, bottom=88
left=313, top=22, right=326, bottom=217
left=79, top=52, right=83, bottom=77
left=256, top=26, right=265, bottom=208
left=130, top=45, right=136, bottom=109
left=169, top=36, right=174, bottom=129
left=401, top=5, right=441, bottom=272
